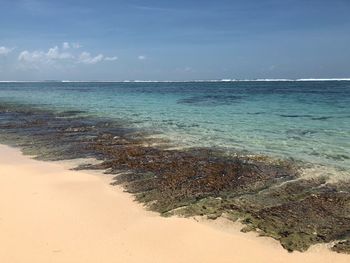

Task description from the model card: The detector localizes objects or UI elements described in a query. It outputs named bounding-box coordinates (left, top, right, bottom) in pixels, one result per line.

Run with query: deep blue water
left=0, top=81, right=349, bottom=176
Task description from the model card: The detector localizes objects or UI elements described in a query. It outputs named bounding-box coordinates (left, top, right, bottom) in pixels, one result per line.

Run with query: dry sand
left=0, top=144, right=349, bottom=263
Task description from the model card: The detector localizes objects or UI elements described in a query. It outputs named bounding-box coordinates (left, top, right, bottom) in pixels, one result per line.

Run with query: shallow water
left=0, top=81, right=349, bottom=173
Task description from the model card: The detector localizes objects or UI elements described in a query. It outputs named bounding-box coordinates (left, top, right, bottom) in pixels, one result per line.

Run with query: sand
left=0, top=144, right=349, bottom=263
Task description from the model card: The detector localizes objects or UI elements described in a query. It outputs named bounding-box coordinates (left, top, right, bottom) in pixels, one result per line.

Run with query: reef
left=0, top=103, right=349, bottom=254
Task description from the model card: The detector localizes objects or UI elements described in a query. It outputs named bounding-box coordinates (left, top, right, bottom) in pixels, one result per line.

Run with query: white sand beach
left=0, top=144, right=349, bottom=263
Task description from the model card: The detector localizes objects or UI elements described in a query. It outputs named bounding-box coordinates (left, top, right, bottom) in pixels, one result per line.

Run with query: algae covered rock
left=1, top=104, right=350, bottom=254
left=332, top=240, right=350, bottom=254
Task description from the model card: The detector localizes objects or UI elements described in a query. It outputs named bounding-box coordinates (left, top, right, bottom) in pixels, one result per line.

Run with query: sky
left=0, top=0, right=350, bottom=81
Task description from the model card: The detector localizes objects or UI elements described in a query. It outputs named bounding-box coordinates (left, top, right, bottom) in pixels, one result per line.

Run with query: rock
left=332, top=240, right=350, bottom=254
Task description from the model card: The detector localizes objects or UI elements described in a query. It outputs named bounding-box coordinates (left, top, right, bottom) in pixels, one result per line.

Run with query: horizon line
left=1, top=78, right=350, bottom=83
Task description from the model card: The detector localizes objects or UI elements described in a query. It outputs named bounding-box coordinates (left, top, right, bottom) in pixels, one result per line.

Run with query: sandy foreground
left=0, top=145, right=349, bottom=263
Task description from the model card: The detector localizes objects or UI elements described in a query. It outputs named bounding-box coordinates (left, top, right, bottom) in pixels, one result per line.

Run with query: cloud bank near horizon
left=15, top=42, right=119, bottom=69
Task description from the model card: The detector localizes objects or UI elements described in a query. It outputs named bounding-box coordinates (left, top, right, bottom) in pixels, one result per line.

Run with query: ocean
left=0, top=80, right=349, bottom=174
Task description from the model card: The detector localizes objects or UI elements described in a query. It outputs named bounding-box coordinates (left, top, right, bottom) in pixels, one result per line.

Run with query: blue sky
left=0, top=0, right=350, bottom=80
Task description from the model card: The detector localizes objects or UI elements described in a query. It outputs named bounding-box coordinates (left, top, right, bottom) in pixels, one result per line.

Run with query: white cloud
left=62, top=42, right=83, bottom=50
left=78, top=52, right=104, bottom=64
left=0, top=46, right=13, bottom=56
left=47, top=46, right=73, bottom=59
left=18, top=46, right=73, bottom=65
left=62, top=42, right=70, bottom=50
left=17, top=44, right=117, bottom=69
left=104, top=56, right=118, bottom=61
left=138, top=55, right=146, bottom=60
left=18, top=50, right=42, bottom=63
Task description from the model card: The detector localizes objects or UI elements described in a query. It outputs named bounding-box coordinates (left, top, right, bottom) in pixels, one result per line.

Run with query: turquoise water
left=0, top=81, right=349, bottom=173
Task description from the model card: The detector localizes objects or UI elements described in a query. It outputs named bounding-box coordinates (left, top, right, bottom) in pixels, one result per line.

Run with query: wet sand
left=0, top=144, right=348, bottom=263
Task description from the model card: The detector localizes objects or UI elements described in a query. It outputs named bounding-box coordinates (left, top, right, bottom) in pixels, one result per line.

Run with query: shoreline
left=0, top=104, right=349, bottom=253
left=0, top=144, right=349, bottom=262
